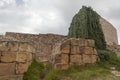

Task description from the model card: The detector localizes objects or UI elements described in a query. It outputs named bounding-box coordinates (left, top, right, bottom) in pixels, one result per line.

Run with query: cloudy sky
left=0, top=0, right=120, bottom=43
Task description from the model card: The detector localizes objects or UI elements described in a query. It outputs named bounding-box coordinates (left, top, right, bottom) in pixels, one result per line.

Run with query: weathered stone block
left=54, top=63, right=69, bottom=70
left=52, top=54, right=69, bottom=64
left=71, top=38, right=79, bottom=46
left=0, top=41, right=19, bottom=52
left=84, top=47, right=93, bottom=55
left=62, top=39, right=70, bottom=45
left=70, top=55, right=82, bottom=64
left=27, top=45, right=35, bottom=53
left=1, top=52, right=16, bottom=62
left=79, top=39, right=87, bottom=47
left=0, top=42, right=9, bottom=51
left=8, top=42, right=18, bottom=51
left=61, top=45, right=70, bottom=54
left=91, top=55, right=97, bottom=63
left=61, top=54, right=69, bottom=64
left=79, top=47, right=85, bottom=54
left=16, top=52, right=32, bottom=62
left=52, top=54, right=61, bottom=64
left=71, top=46, right=80, bottom=54
left=19, top=43, right=29, bottom=52
left=87, top=39, right=95, bottom=47
left=16, top=62, right=31, bottom=74
left=0, top=63, right=15, bottom=76
left=83, top=54, right=91, bottom=63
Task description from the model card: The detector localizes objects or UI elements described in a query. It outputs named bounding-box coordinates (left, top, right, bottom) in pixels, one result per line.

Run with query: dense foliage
left=97, top=50, right=120, bottom=71
left=68, top=6, right=106, bottom=49
left=23, top=60, right=45, bottom=80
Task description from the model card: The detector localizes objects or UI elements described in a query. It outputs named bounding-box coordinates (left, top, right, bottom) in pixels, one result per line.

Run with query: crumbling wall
left=0, top=40, right=35, bottom=80
left=52, top=38, right=98, bottom=70
left=5, top=32, right=67, bottom=62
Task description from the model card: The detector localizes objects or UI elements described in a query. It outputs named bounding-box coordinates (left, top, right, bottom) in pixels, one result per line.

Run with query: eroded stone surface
left=1, top=52, right=16, bottom=62
left=0, top=63, right=15, bottom=76
left=16, top=52, right=32, bottom=62
left=16, top=62, right=31, bottom=74
left=70, top=55, right=82, bottom=64
left=0, top=41, right=34, bottom=80
left=52, top=38, right=98, bottom=70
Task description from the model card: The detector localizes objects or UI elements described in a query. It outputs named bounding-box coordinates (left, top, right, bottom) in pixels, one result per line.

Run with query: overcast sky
left=0, top=0, right=120, bottom=44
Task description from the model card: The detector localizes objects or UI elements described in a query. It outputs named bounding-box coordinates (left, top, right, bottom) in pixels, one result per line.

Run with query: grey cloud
left=0, top=0, right=120, bottom=44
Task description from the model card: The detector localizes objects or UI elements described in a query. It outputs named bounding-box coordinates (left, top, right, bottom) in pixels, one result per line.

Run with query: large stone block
left=84, top=47, right=93, bottom=55
left=52, top=54, right=61, bottom=64
left=70, top=55, right=82, bottom=64
left=8, top=42, right=18, bottom=51
left=71, top=38, right=79, bottom=46
left=0, top=42, right=9, bottom=51
left=54, top=63, right=69, bottom=70
left=79, top=47, right=85, bottom=54
left=71, top=46, right=80, bottom=54
left=61, top=45, right=70, bottom=54
left=83, top=54, right=92, bottom=63
left=62, top=39, right=71, bottom=45
left=0, top=63, right=15, bottom=76
left=16, top=52, right=32, bottom=62
left=27, top=45, right=35, bottom=53
left=0, top=42, right=18, bottom=52
left=16, top=62, right=31, bottom=74
left=52, top=54, right=69, bottom=64
left=61, top=54, right=69, bottom=64
left=19, top=43, right=29, bottom=52
left=79, top=39, right=87, bottom=47
left=1, top=52, right=17, bottom=62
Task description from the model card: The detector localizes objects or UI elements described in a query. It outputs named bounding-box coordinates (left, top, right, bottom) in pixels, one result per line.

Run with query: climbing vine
left=68, top=6, right=106, bottom=49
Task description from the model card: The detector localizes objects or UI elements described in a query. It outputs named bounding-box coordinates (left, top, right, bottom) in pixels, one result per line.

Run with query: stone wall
left=100, top=17, right=118, bottom=45
left=5, top=32, right=67, bottom=62
left=0, top=40, right=34, bottom=80
left=51, top=38, right=98, bottom=70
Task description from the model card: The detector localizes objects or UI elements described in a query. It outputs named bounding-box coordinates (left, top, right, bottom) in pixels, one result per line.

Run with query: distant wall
left=51, top=38, right=98, bottom=70
left=0, top=40, right=34, bottom=80
left=100, top=17, right=118, bottom=45
left=5, top=32, right=67, bottom=62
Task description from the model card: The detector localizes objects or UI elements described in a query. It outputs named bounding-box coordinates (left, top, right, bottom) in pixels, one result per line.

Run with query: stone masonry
left=5, top=32, right=67, bottom=62
left=0, top=40, right=34, bottom=80
left=100, top=17, right=118, bottom=45
left=51, top=38, right=98, bottom=70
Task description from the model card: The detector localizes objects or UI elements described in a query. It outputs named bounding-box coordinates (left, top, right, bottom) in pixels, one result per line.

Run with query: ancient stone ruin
left=51, top=38, right=98, bottom=69
left=0, top=29, right=118, bottom=80
left=0, top=40, right=35, bottom=80
left=0, top=6, right=119, bottom=80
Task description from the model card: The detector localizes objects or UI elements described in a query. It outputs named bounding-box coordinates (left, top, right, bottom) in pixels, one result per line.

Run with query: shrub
left=23, top=60, right=45, bottom=80
left=97, top=49, right=120, bottom=71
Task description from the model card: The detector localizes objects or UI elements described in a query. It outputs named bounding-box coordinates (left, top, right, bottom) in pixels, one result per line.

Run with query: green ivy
left=68, top=6, right=106, bottom=49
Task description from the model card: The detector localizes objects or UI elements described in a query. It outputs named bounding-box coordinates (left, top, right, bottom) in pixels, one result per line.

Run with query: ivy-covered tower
left=68, top=6, right=106, bottom=49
